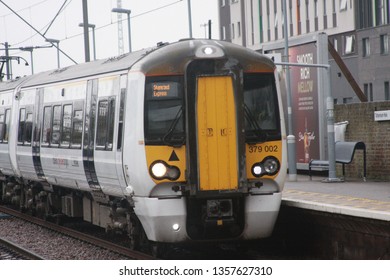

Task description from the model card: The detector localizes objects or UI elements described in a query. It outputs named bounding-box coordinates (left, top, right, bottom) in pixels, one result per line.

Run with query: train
left=0, top=39, right=286, bottom=252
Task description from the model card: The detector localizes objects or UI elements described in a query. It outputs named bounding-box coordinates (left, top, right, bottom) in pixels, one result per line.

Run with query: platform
left=282, top=175, right=390, bottom=221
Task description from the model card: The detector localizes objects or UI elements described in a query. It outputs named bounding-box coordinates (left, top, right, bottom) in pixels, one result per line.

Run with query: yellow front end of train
left=132, top=40, right=286, bottom=243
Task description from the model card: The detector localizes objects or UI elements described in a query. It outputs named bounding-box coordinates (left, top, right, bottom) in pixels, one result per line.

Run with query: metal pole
left=187, top=0, right=193, bottom=38
left=282, top=0, right=297, bottom=181
left=324, top=67, right=341, bottom=182
left=4, top=42, right=10, bottom=80
left=127, top=12, right=132, bottom=52
left=92, top=26, right=96, bottom=60
left=82, top=0, right=91, bottom=62
left=29, top=50, right=34, bottom=74
left=56, top=42, right=60, bottom=68
left=208, top=19, right=212, bottom=39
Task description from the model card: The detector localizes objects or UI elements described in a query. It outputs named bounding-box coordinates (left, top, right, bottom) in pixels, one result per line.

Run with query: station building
left=218, top=0, right=390, bottom=103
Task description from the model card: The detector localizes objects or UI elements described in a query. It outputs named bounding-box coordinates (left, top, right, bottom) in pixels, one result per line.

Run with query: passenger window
left=51, top=105, right=61, bottom=145
left=96, top=100, right=108, bottom=148
left=0, top=114, right=4, bottom=142
left=107, top=98, right=115, bottom=150
left=25, top=113, right=33, bottom=144
left=96, top=98, right=115, bottom=150
left=61, top=105, right=72, bottom=146
left=17, top=108, right=33, bottom=145
left=117, top=89, right=125, bottom=150
left=72, top=109, right=83, bottom=147
left=18, top=108, right=26, bottom=143
left=4, top=109, right=10, bottom=142
left=42, top=106, right=52, bottom=145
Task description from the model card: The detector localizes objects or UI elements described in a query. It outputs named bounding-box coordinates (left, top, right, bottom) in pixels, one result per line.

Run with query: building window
left=362, top=37, right=370, bottom=57
left=266, top=0, right=271, bottom=40
left=231, top=23, right=235, bottom=39
left=343, top=97, right=353, bottom=104
left=380, top=34, right=389, bottom=54
left=297, top=0, right=301, bottom=34
left=237, top=21, right=241, bottom=37
left=364, top=83, right=373, bottom=101
left=314, top=0, right=318, bottom=31
left=376, top=0, right=388, bottom=26
left=333, top=38, right=338, bottom=52
left=385, top=82, right=390, bottom=100
left=305, top=0, right=310, bottom=32
left=274, top=0, right=278, bottom=39
left=344, top=35, right=355, bottom=55
left=340, top=0, right=347, bottom=11
left=222, top=26, right=226, bottom=40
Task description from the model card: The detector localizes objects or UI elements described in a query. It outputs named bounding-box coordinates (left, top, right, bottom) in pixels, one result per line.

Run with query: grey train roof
left=0, top=39, right=274, bottom=92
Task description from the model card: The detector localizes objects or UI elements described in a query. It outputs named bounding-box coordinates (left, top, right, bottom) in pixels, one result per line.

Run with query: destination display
left=147, top=82, right=181, bottom=100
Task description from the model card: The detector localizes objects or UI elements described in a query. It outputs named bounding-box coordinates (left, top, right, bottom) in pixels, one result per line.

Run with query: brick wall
left=334, top=101, right=390, bottom=181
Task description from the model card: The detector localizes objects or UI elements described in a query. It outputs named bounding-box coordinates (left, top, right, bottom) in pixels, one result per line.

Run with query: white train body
left=0, top=40, right=286, bottom=246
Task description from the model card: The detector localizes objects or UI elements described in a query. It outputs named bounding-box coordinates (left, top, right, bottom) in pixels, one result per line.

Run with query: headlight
left=151, top=162, right=167, bottom=178
left=263, top=157, right=279, bottom=175
left=251, top=156, right=280, bottom=177
left=150, top=161, right=180, bottom=181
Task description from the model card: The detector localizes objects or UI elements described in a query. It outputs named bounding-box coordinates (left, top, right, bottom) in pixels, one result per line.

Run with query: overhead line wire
left=0, top=0, right=78, bottom=65
left=43, top=0, right=69, bottom=36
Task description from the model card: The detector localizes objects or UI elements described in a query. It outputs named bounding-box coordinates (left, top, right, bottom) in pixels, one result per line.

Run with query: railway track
left=0, top=205, right=154, bottom=260
left=0, top=237, right=44, bottom=260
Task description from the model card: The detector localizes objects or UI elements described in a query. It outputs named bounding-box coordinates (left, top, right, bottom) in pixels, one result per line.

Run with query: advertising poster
left=289, top=43, right=320, bottom=164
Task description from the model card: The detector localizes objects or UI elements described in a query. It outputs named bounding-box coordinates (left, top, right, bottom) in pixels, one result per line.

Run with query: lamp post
left=111, top=8, right=132, bottom=53
left=45, top=38, right=60, bottom=68
left=187, top=0, right=193, bottom=38
left=79, top=23, right=96, bottom=60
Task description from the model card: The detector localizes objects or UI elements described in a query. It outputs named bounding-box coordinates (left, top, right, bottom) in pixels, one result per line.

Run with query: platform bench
left=308, top=141, right=366, bottom=181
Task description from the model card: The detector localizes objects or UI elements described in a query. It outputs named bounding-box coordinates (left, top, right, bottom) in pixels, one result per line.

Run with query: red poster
left=289, top=43, right=320, bottom=164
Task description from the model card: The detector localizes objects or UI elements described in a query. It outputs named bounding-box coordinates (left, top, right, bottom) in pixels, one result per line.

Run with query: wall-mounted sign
left=374, top=110, right=390, bottom=121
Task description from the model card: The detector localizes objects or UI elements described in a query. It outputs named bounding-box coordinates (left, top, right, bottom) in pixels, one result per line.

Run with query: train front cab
left=136, top=42, right=286, bottom=243
left=185, top=58, right=285, bottom=241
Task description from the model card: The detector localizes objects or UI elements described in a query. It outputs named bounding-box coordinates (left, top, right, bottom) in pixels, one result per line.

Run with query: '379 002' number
left=248, top=145, right=278, bottom=153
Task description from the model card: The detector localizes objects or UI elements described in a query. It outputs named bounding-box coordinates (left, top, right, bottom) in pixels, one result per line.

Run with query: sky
left=0, top=0, right=219, bottom=78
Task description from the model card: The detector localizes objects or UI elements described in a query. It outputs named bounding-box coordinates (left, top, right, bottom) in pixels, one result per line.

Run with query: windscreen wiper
left=243, top=104, right=267, bottom=143
left=162, top=106, right=185, bottom=147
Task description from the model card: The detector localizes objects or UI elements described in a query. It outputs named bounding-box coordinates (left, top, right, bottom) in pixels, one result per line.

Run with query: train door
left=16, top=89, right=37, bottom=180
left=0, top=91, right=13, bottom=176
left=93, top=75, right=126, bottom=197
left=196, top=76, right=238, bottom=191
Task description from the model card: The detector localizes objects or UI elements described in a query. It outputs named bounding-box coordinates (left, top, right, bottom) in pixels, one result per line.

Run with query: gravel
left=0, top=217, right=128, bottom=260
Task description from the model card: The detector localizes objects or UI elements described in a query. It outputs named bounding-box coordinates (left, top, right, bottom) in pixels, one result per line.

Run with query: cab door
left=196, top=76, right=238, bottom=191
